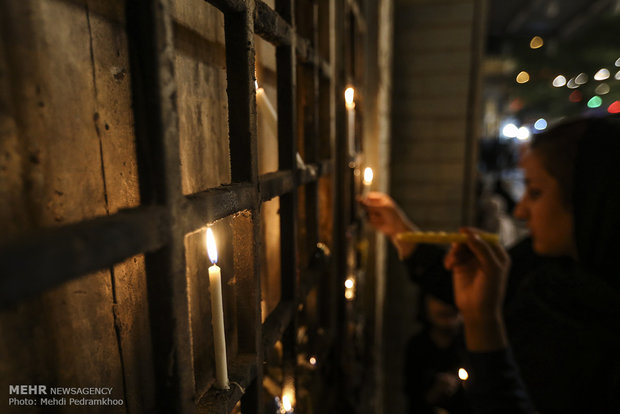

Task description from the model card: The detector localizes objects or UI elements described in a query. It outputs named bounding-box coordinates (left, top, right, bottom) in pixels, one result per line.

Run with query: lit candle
left=206, top=228, right=230, bottom=390
left=458, top=368, right=469, bottom=381
left=362, top=167, right=373, bottom=195
left=344, top=276, right=355, bottom=300
left=345, top=87, right=355, bottom=157
left=281, top=388, right=295, bottom=414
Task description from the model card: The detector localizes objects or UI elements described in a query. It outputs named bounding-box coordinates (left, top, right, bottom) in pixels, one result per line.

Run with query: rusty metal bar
left=125, top=0, right=194, bottom=412
left=223, top=3, right=264, bottom=414
left=196, top=354, right=257, bottom=414
left=0, top=206, right=167, bottom=308
left=225, top=8, right=258, bottom=183
left=183, top=184, right=256, bottom=230
left=203, top=0, right=246, bottom=13
left=254, top=0, right=292, bottom=45
left=259, top=170, right=296, bottom=202
left=261, top=300, right=296, bottom=351
left=275, top=0, right=298, bottom=405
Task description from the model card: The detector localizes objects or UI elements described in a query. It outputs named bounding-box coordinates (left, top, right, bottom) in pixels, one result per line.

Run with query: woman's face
left=514, top=149, right=577, bottom=257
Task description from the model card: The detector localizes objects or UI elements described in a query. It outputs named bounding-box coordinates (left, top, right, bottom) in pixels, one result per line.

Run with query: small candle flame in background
left=206, top=227, right=218, bottom=264
left=363, top=167, right=373, bottom=186
left=458, top=368, right=469, bottom=381
left=281, top=394, right=293, bottom=412
left=344, top=278, right=355, bottom=289
left=344, top=87, right=355, bottom=109
left=309, top=356, right=317, bottom=366
left=344, top=276, right=356, bottom=300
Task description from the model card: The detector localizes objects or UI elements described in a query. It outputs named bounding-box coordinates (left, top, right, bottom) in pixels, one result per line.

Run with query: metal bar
left=259, top=170, right=295, bottom=201
left=303, top=0, right=321, bottom=288
left=0, top=207, right=167, bottom=308
left=224, top=2, right=264, bottom=413
left=183, top=184, right=256, bottom=231
left=255, top=0, right=292, bottom=46
left=225, top=7, right=258, bottom=184
left=275, top=0, right=298, bottom=405
left=257, top=162, right=329, bottom=203
left=203, top=0, right=246, bottom=13
left=125, top=1, right=194, bottom=412
left=196, top=353, right=257, bottom=413
left=261, top=300, right=296, bottom=351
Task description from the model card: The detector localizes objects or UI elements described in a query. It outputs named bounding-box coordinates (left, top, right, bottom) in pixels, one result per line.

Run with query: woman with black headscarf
left=360, top=115, right=620, bottom=413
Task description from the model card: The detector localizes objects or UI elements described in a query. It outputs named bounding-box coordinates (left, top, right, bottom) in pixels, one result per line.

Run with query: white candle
left=345, top=87, right=356, bottom=157
left=206, top=228, right=230, bottom=390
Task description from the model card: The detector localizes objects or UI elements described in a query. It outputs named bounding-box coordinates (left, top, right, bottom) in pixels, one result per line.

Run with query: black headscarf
left=572, top=116, right=620, bottom=292
left=533, top=115, right=620, bottom=292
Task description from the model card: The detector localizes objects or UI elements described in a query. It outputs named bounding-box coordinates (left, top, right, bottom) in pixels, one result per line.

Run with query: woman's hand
left=358, top=192, right=419, bottom=258
left=444, top=227, right=511, bottom=351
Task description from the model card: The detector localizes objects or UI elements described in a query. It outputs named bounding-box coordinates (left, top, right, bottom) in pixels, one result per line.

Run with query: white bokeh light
left=517, top=126, right=531, bottom=141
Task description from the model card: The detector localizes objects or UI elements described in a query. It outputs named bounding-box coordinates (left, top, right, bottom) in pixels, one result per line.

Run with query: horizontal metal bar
left=183, top=183, right=256, bottom=230
left=259, top=162, right=332, bottom=202
left=0, top=206, right=168, bottom=308
left=259, top=170, right=295, bottom=202
left=196, top=353, right=257, bottom=414
left=254, top=0, right=292, bottom=45
left=262, top=300, right=296, bottom=352
left=202, top=0, right=245, bottom=13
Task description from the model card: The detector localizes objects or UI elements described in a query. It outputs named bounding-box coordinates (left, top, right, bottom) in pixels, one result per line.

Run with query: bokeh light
left=575, top=73, right=588, bottom=85
left=517, top=126, right=531, bottom=141
left=534, top=118, right=547, bottom=130
left=567, top=78, right=578, bottom=89
left=516, top=71, right=530, bottom=83
left=569, top=90, right=583, bottom=102
left=594, top=68, right=610, bottom=81
left=502, top=123, right=519, bottom=138
left=552, top=75, right=566, bottom=87
left=595, top=83, right=610, bottom=95
left=608, top=101, right=620, bottom=114
left=529, top=36, right=544, bottom=49
left=587, top=96, right=602, bottom=108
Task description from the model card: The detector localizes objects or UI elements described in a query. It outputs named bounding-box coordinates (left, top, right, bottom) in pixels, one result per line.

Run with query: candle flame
left=345, top=278, right=355, bottom=289
left=309, top=356, right=317, bottom=365
left=282, top=394, right=293, bottom=412
left=206, top=228, right=218, bottom=264
left=458, top=368, right=469, bottom=381
left=344, top=87, right=355, bottom=109
left=363, top=167, right=374, bottom=185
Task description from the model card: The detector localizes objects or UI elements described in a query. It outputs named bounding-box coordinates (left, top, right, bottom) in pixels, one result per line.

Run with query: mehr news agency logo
left=8, top=385, right=124, bottom=407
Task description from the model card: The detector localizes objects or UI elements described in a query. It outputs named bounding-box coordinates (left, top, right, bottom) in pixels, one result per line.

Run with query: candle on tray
left=206, top=228, right=230, bottom=390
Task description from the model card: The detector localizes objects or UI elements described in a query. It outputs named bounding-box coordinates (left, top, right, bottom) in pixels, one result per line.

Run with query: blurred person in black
left=404, top=293, right=471, bottom=414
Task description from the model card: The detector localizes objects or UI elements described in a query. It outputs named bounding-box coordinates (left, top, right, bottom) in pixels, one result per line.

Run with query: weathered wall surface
left=0, top=0, right=236, bottom=411
left=385, top=0, right=486, bottom=412
left=0, top=0, right=149, bottom=412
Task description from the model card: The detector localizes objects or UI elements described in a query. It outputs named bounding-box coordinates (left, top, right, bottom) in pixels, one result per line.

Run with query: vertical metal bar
left=224, top=1, right=263, bottom=412
left=125, top=0, right=194, bottom=412
left=275, top=0, right=298, bottom=406
left=332, top=0, right=349, bottom=408
left=225, top=5, right=258, bottom=184
left=304, top=2, right=320, bottom=250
